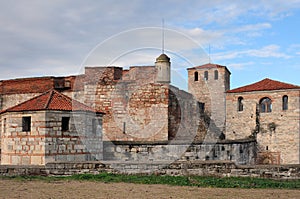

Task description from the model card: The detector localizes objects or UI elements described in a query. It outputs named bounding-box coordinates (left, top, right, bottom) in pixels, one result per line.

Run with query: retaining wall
left=0, top=161, right=299, bottom=180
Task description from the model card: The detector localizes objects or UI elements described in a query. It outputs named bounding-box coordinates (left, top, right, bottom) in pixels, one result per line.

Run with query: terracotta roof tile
left=227, top=78, right=300, bottom=93
left=2, top=89, right=100, bottom=113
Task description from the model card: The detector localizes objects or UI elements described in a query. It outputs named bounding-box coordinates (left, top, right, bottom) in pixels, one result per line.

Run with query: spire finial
left=209, top=44, right=211, bottom=64
left=162, top=18, right=165, bottom=54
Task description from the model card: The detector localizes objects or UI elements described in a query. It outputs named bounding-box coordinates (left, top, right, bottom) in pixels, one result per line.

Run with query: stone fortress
left=0, top=53, right=299, bottom=166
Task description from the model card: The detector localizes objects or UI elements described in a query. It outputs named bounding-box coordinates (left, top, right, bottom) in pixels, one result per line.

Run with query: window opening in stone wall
left=194, top=71, right=198, bottom=81
left=204, top=71, right=208, bottom=81
left=238, top=97, right=244, bottom=111
left=92, top=117, right=102, bottom=134
left=198, top=102, right=205, bottom=112
left=214, top=70, right=218, bottom=80
left=92, top=119, right=97, bottom=134
left=62, top=117, right=70, bottom=131
left=282, top=95, right=288, bottom=110
left=3, top=118, right=6, bottom=134
left=259, top=97, right=272, bottom=113
left=123, top=122, right=126, bottom=134
left=22, top=116, right=31, bottom=132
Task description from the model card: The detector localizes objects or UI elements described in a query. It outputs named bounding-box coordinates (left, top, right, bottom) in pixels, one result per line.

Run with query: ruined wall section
left=168, top=86, right=206, bottom=142
left=226, top=90, right=300, bottom=164
left=84, top=66, right=169, bottom=142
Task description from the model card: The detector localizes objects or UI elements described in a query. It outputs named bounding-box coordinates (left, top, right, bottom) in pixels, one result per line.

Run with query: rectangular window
left=62, top=117, right=70, bottom=131
left=204, top=71, right=208, bottom=81
left=92, top=118, right=102, bottom=134
left=22, top=116, right=31, bottom=132
left=3, top=118, right=6, bottom=134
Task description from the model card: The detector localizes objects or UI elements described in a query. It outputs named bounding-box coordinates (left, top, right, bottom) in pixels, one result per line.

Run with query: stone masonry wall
left=1, top=110, right=102, bottom=165
left=102, top=139, right=256, bottom=165
left=226, top=90, right=300, bottom=164
left=168, top=86, right=204, bottom=141
left=44, top=111, right=103, bottom=163
left=1, top=161, right=299, bottom=180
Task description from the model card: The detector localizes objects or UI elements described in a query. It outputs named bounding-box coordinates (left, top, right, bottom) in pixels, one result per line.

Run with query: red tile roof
left=227, top=78, right=300, bottom=93
left=2, top=89, right=100, bottom=113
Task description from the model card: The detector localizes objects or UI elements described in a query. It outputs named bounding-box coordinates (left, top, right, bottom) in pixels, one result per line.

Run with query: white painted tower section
left=155, top=53, right=171, bottom=83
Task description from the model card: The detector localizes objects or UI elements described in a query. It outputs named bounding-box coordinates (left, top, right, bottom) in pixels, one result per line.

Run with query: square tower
left=187, top=64, right=231, bottom=136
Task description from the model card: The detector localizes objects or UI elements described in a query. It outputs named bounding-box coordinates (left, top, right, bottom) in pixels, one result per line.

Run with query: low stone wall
left=103, top=139, right=257, bottom=165
left=0, top=161, right=299, bottom=180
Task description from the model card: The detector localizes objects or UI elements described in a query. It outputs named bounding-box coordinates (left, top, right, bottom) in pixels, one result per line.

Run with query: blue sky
left=1, top=0, right=300, bottom=90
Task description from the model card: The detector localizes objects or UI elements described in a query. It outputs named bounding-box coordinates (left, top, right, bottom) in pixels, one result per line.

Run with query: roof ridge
left=44, top=89, right=55, bottom=109
left=3, top=90, right=50, bottom=112
left=1, top=88, right=100, bottom=114
left=227, top=78, right=300, bottom=93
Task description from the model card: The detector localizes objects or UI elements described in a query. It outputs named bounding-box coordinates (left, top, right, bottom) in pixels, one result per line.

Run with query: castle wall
left=0, top=110, right=102, bottom=165
left=226, top=90, right=300, bottom=164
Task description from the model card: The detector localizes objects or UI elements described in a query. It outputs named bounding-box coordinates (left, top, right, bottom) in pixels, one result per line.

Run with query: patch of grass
left=1, top=173, right=299, bottom=189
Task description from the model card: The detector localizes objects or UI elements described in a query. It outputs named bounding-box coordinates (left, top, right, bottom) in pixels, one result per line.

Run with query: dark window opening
left=22, top=116, right=31, bottom=132
left=198, top=102, right=205, bottom=112
left=194, top=71, right=198, bottom=81
left=92, top=118, right=102, bottom=134
left=204, top=71, right=208, bottom=81
left=260, top=97, right=272, bottom=113
left=123, top=122, right=126, bottom=134
left=62, top=117, right=70, bottom=131
left=282, top=95, right=288, bottom=110
left=214, top=70, right=218, bottom=80
left=238, top=97, right=244, bottom=111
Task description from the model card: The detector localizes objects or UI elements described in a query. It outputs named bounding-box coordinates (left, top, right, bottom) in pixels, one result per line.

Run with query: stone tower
left=187, top=63, right=231, bottom=137
left=155, top=53, right=171, bottom=83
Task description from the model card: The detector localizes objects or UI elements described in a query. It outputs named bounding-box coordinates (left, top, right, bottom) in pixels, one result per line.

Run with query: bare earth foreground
left=0, top=179, right=299, bottom=199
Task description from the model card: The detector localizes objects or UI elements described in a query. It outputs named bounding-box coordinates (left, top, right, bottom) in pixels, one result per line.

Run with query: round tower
left=155, top=53, right=170, bottom=83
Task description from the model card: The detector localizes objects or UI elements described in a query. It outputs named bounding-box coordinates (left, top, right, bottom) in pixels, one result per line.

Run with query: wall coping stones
left=107, top=138, right=256, bottom=146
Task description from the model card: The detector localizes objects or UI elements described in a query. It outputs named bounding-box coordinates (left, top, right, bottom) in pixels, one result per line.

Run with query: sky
left=1, top=0, right=300, bottom=90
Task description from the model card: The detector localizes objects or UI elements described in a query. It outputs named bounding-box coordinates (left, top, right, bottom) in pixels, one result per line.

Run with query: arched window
left=214, top=70, right=218, bottom=80
left=260, top=97, right=272, bottom=113
left=238, top=97, right=244, bottom=111
left=194, top=71, right=198, bottom=81
left=282, top=95, right=288, bottom=110
left=204, top=71, right=208, bottom=81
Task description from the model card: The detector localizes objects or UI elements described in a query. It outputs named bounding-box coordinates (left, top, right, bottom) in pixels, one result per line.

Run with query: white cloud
left=213, top=45, right=291, bottom=61
left=228, top=62, right=254, bottom=70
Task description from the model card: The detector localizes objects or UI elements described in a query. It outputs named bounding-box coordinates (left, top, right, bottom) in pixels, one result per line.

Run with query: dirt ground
left=0, top=179, right=299, bottom=199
